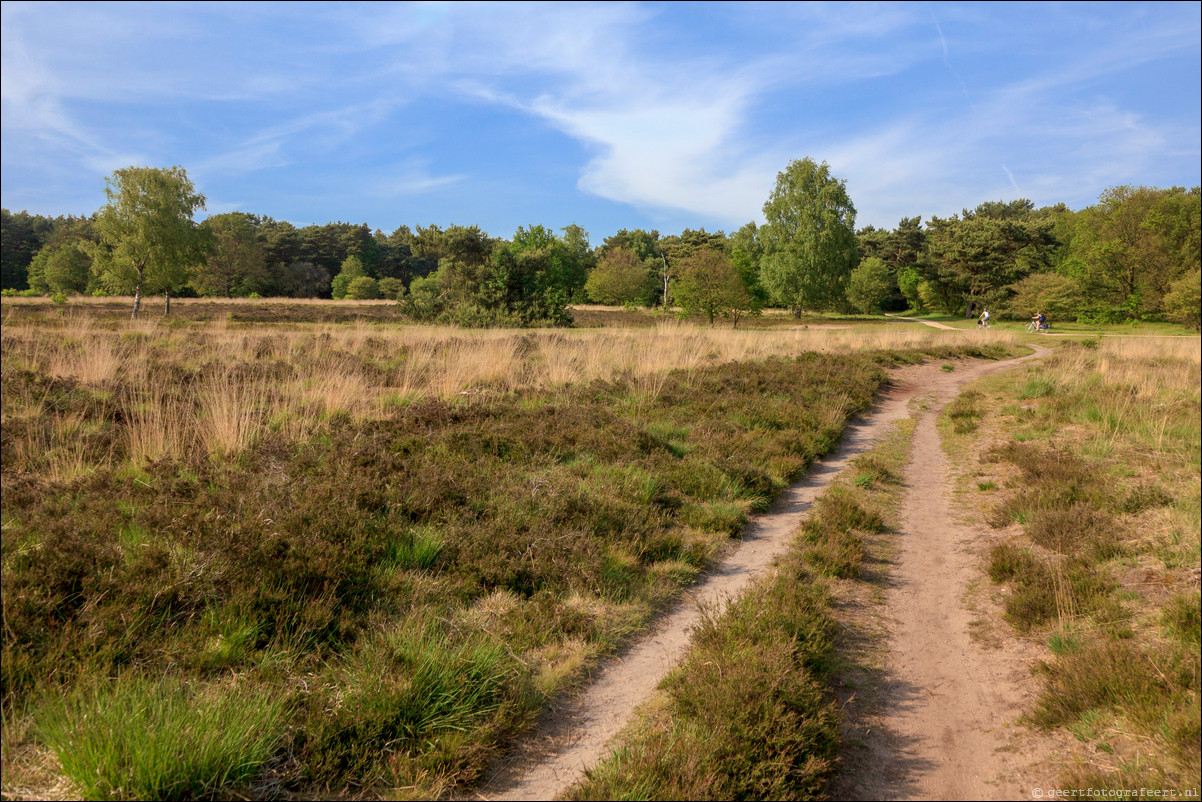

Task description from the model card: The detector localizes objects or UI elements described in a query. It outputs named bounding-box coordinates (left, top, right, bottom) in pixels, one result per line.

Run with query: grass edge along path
left=562, top=410, right=917, bottom=800
left=940, top=339, right=1200, bottom=795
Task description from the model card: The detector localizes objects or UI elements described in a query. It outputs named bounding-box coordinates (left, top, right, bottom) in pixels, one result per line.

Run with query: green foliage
left=377, top=276, right=404, bottom=300
left=599, top=228, right=661, bottom=262
left=897, top=265, right=924, bottom=311
left=846, top=256, right=893, bottom=314
left=858, top=216, right=925, bottom=312
left=409, top=242, right=572, bottom=326
left=30, top=239, right=92, bottom=294
left=672, top=247, right=755, bottom=326
left=921, top=199, right=1058, bottom=317
left=1162, top=270, right=1201, bottom=330
left=331, top=254, right=367, bottom=299
left=90, top=166, right=207, bottom=318
left=399, top=272, right=444, bottom=320
left=1005, top=271, right=1084, bottom=321
left=760, top=158, right=859, bottom=314
left=584, top=246, right=657, bottom=306
left=345, top=275, right=380, bottom=300
left=1065, top=185, right=1201, bottom=322
left=304, top=619, right=534, bottom=785
left=36, top=674, right=287, bottom=801
left=194, top=212, right=268, bottom=298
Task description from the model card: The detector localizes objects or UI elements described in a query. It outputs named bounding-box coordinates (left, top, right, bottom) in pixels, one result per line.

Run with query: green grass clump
left=988, top=547, right=1114, bottom=633
left=798, top=490, right=885, bottom=579
left=945, top=389, right=984, bottom=433
left=1162, top=594, right=1202, bottom=646
left=36, top=674, right=286, bottom=801
left=987, top=541, right=1037, bottom=583
left=849, top=453, right=897, bottom=488
left=1030, top=639, right=1200, bottom=742
left=1025, top=503, right=1121, bottom=559
left=383, top=525, right=444, bottom=571
left=302, top=619, right=536, bottom=788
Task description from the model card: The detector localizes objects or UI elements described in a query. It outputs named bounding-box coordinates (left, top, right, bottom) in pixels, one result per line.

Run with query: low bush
left=798, top=489, right=884, bottom=579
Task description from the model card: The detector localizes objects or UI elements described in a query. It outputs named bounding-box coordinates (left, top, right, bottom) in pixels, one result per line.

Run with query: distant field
left=0, top=296, right=864, bottom=329
left=0, top=298, right=1010, bottom=799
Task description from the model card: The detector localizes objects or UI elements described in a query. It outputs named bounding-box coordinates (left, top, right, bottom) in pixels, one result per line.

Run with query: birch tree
left=92, top=166, right=206, bottom=318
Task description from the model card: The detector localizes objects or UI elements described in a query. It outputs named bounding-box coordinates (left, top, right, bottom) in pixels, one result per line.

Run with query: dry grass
left=0, top=314, right=1007, bottom=477
left=945, top=336, right=1201, bottom=792
left=2, top=302, right=1018, bottom=801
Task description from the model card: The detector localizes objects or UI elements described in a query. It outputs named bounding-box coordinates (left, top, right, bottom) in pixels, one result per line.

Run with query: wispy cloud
left=2, top=2, right=1198, bottom=231
left=361, top=160, right=466, bottom=199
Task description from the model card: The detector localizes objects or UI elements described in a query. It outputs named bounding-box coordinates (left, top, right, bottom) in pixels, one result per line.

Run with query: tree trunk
left=131, top=266, right=144, bottom=319
left=661, top=255, right=670, bottom=309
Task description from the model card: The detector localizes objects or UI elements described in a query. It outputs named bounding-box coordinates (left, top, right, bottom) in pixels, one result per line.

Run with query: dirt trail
left=469, top=348, right=1050, bottom=801
left=883, top=313, right=963, bottom=330
left=834, top=345, right=1059, bottom=801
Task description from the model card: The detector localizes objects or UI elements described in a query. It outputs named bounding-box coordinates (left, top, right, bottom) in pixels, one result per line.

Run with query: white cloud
left=2, top=1, right=1197, bottom=232
left=361, top=160, right=466, bottom=199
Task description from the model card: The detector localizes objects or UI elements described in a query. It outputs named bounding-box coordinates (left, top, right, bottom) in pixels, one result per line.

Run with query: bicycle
left=1025, top=321, right=1049, bottom=334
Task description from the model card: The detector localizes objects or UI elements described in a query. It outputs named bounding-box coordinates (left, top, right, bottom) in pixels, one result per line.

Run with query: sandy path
left=468, top=348, right=1051, bottom=801
left=883, top=313, right=963, bottom=330
left=833, top=345, right=1056, bottom=800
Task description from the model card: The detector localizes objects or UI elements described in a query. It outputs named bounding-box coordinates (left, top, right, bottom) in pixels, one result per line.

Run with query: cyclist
left=1031, top=311, right=1047, bottom=332
left=978, top=309, right=991, bottom=328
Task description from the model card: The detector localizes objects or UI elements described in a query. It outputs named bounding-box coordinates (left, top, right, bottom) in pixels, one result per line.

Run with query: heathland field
left=1, top=299, right=1197, bottom=800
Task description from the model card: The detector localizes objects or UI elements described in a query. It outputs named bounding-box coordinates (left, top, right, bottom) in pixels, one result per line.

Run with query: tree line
left=2, top=161, right=1198, bottom=328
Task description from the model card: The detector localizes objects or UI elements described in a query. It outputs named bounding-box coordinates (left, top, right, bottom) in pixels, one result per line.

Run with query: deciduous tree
left=584, top=247, right=656, bottom=306
left=759, top=158, right=858, bottom=314
left=195, top=212, right=267, bottom=297
left=846, top=257, right=893, bottom=315
left=673, top=247, right=754, bottom=327
left=1065, top=185, right=1200, bottom=322
left=91, top=166, right=206, bottom=318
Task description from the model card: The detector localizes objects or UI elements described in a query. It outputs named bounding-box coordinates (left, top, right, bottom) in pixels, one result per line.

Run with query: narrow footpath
left=469, top=346, right=1053, bottom=801
left=832, top=344, right=1059, bottom=800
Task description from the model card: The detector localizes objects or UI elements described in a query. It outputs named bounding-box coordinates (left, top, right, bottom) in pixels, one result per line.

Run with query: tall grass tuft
left=303, top=618, right=536, bottom=786
left=36, top=674, right=287, bottom=801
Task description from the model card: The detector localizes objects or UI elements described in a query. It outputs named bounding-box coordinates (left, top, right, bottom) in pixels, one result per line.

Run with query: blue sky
left=2, top=1, right=1199, bottom=244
